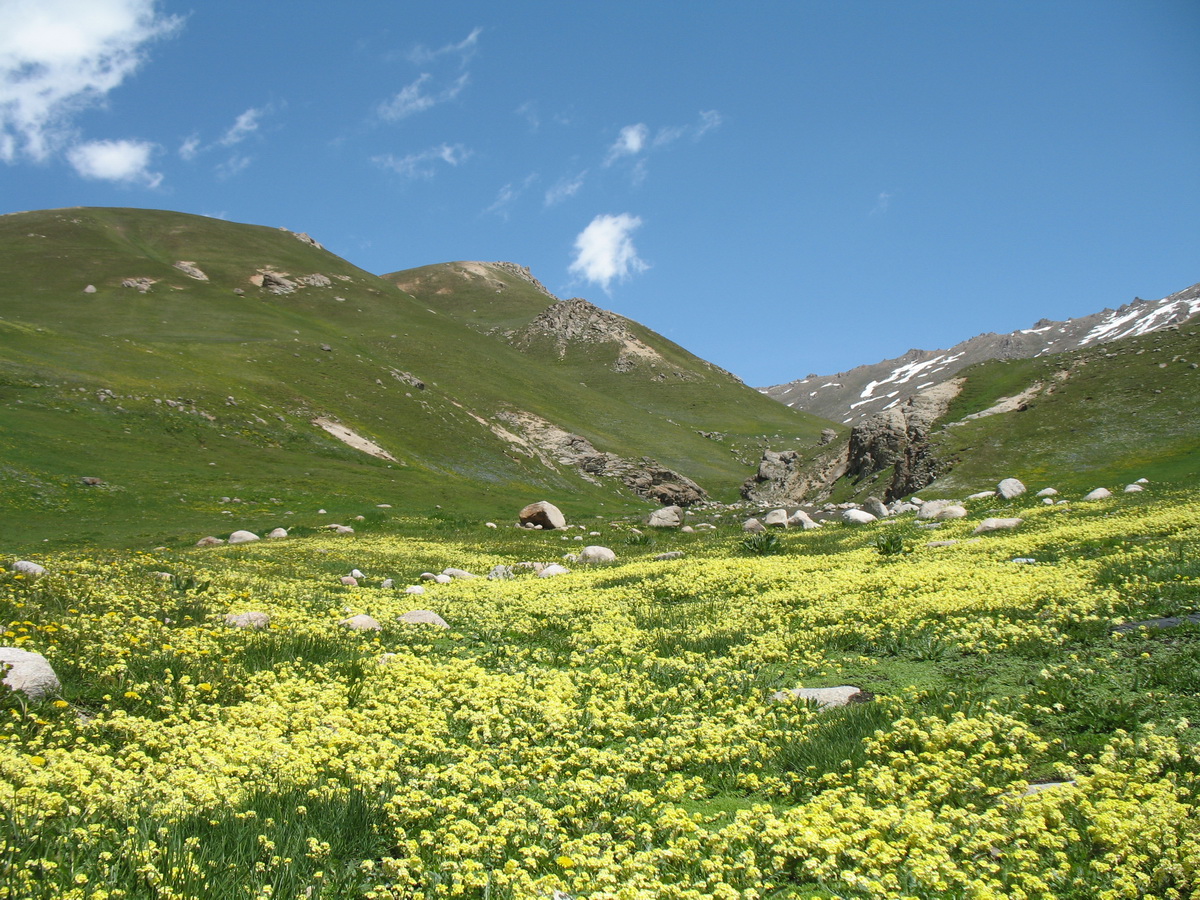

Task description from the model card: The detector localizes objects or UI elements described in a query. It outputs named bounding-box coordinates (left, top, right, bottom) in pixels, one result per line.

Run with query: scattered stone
left=926, top=540, right=959, bottom=548
left=0, top=647, right=60, bottom=700
left=1112, top=613, right=1200, bottom=633
left=377, top=503, right=392, bottom=508
left=83, top=284, right=96, bottom=293
left=1082, top=488, right=1113, bottom=501
left=434, top=574, right=453, bottom=584
left=404, top=585, right=426, bottom=595
left=225, top=612, right=271, bottom=629
left=934, top=505, right=968, bottom=520
left=538, top=564, right=570, bottom=577
left=121, top=277, right=155, bottom=293
left=997, top=478, right=1026, bottom=499
left=654, top=551, right=686, bottom=561
left=399, top=610, right=449, bottom=629
left=227, top=530, right=260, bottom=544
left=967, top=491, right=996, bottom=501
left=974, top=517, right=1023, bottom=534
left=647, top=506, right=684, bottom=528
left=173, top=260, right=208, bottom=281
left=442, top=568, right=477, bottom=580
left=863, top=496, right=890, bottom=518
left=1043, top=498, right=1055, bottom=505
left=916, top=500, right=956, bottom=520
left=485, top=522, right=497, bottom=529
left=520, top=501, right=567, bottom=530
left=1036, top=487, right=1058, bottom=497
left=890, top=502, right=920, bottom=515
left=818, top=428, right=838, bottom=445
left=1011, top=557, right=1037, bottom=564
left=1021, top=781, right=1075, bottom=797
left=1124, top=484, right=1145, bottom=493
left=1136, top=478, right=1149, bottom=484
left=788, top=510, right=821, bottom=529
left=339, top=614, right=381, bottom=631
left=488, top=565, right=515, bottom=580
left=9, top=560, right=45, bottom=578
left=742, top=518, right=765, bottom=533
left=420, top=572, right=437, bottom=581
left=762, top=508, right=790, bottom=528
left=380, top=579, right=395, bottom=589
left=350, top=568, right=365, bottom=579
left=680, top=525, right=695, bottom=533
left=841, top=509, right=877, bottom=525
left=771, top=685, right=866, bottom=709
left=195, top=536, right=225, bottom=547
left=578, top=546, right=617, bottom=565
left=267, top=527, right=288, bottom=539
left=340, top=576, right=359, bottom=586
left=261, top=271, right=296, bottom=294
left=80, top=476, right=105, bottom=486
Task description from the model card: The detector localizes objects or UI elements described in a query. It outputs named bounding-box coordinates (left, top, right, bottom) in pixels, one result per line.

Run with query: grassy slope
left=0, top=209, right=830, bottom=550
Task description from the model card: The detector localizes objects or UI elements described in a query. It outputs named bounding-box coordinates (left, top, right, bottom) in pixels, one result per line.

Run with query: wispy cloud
left=545, top=170, right=587, bottom=206
left=216, top=152, right=253, bottom=180
left=569, top=213, right=648, bottom=292
left=0, top=0, right=181, bottom=164
left=219, top=106, right=265, bottom=146
left=484, top=172, right=537, bottom=218
left=604, top=123, right=648, bottom=166
left=515, top=100, right=539, bottom=132
left=67, top=138, right=161, bottom=186
left=373, top=142, right=470, bottom=179
left=870, top=191, right=894, bottom=216
left=378, top=72, right=468, bottom=121
left=407, top=27, right=482, bottom=67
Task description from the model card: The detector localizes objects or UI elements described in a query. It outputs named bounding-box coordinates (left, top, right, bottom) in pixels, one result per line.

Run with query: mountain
left=0, top=207, right=832, bottom=550
left=764, top=282, right=1200, bottom=425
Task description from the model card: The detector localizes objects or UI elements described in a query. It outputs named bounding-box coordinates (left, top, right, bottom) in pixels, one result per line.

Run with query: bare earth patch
left=312, top=417, right=398, bottom=462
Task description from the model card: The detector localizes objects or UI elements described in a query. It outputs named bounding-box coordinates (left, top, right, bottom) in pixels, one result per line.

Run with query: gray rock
left=380, top=579, right=395, bottom=589
left=771, top=685, right=865, bottom=709
left=997, top=478, right=1026, bottom=499
left=742, top=517, right=765, bottom=533
left=934, top=505, right=968, bottom=520
left=340, top=576, right=358, bottom=586
left=433, top=574, right=452, bottom=584
left=10, top=560, right=45, bottom=578
left=1124, top=484, right=1145, bottom=493
left=399, top=610, right=449, bottom=629
left=653, top=551, right=686, bottom=561
left=973, top=517, right=1023, bottom=534
left=1082, top=487, right=1112, bottom=501
left=818, top=428, right=838, bottom=445
left=916, top=499, right=955, bottom=520
left=225, top=611, right=271, bottom=629
left=519, top=501, right=567, bottom=530
left=863, top=496, right=890, bottom=518
left=488, top=565, right=515, bottom=581
left=0, top=647, right=60, bottom=700
left=350, top=568, right=365, bottom=579
left=404, top=585, right=426, bottom=595
left=926, top=540, right=959, bottom=547
left=1036, top=487, right=1058, bottom=497
left=647, top=505, right=683, bottom=528
left=763, top=508, right=790, bottom=528
left=787, top=509, right=822, bottom=529
left=578, top=546, right=617, bottom=565
left=267, top=527, right=288, bottom=539
left=841, top=508, right=877, bottom=525
left=340, top=614, right=382, bottom=631
left=195, top=536, right=225, bottom=547
left=442, top=568, right=477, bottom=580
left=538, top=563, right=570, bottom=577
left=890, top=501, right=920, bottom=515
left=967, top=491, right=996, bottom=501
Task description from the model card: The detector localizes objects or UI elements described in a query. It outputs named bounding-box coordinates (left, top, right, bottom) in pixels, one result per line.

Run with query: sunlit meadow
left=2, top=488, right=1198, bottom=899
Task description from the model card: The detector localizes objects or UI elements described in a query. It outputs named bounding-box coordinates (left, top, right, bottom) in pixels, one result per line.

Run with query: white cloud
left=695, top=109, right=722, bottom=138
left=545, top=171, right=587, bottom=206
left=378, top=72, right=468, bottom=121
left=216, top=153, right=252, bottom=180
left=604, top=123, right=647, bottom=165
left=870, top=191, right=894, bottom=216
left=407, top=27, right=482, bottom=66
left=515, top=100, right=539, bottom=131
left=219, top=106, right=264, bottom=146
left=0, top=0, right=181, bottom=162
left=67, top=138, right=160, bottom=186
left=373, top=143, right=470, bottom=179
left=568, top=213, right=648, bottom=292
left=484, top=172, right=537, bottom=217
left=178, top=133, right=200, bottom=160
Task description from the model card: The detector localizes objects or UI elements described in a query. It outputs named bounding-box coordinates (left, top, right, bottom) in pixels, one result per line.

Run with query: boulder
left=441, top=568, right=477, bottom=580
left=380, top=579, right=395, bottom=589
left=1036, top=488, right=1058, bottom=497
left=350, top=568, right=365, bottom=579
left=80, top=476, right=104, bottom=486
left=916, top=499, right=955, bottom=520
left=10, top=560, right=45, bottom=578
left=578, top=546, right=617, bottom=565
left=973, top=517, right=1023, bottom=534
left=404, top=585, right=426, bottom=595
left=771, top=685, right=865, bottom=709
left=433, top=574, right=452, bottom=584
left=0, top=647, right=60, bottom=700
left=787, top=510, right=821, bottom=529
left=340, top=614, right=382, bottom=631
left=267, top=527, right=288, bottom=539
left=538, top=564, right=570, bottom=578
left=818, top=428, right=838, bottom=445
left=926, top=540, right=959, bottom=547
left=763, top=508, right=790, bottom=528
left=1083, top=488, right=1112, bottom=501
left=742, top=518, right=765, bottom=533
left=863, top=496, right=890, bottom=518
left=967, top=491, right=996, bottom=501
left=890, top=502, right=920, bottom=515
left=654, top=551, right=686, bottom=561
left=647, top=506, right=683, bottom=528
left=519, top=501, right=567, bottom=530
left=225, top=611, right=271, bottom=629
left=1124, top=484, right=1145, bottom=493
left=398, top=610, right=449, bottom=629
left=841, top=509, right=877, bottom=525
left=934, top=505, right=968, bottom=520
left=340, top=576, right=358, bottom=586
left=195, top=536, right=224, bottom=547
left=487, top=565, right=514, bottom=581
left=997, top=478, right=1026, bottom=499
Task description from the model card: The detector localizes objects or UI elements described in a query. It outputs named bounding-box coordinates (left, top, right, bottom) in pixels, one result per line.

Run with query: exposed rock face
left=496, top=410, right=706, bottom=505
left=741, top=445, right=849, bottom=505
left=509, top=297, right=667, bottom=373
left=173, top=261, right=208, bottom=281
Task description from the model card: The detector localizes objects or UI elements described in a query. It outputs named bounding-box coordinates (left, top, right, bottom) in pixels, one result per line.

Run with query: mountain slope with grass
left=0, top=207, right=831, bottom=550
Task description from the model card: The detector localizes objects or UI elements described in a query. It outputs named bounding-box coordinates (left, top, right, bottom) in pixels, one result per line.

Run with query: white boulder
left=0, top=647, right=61, bottom=700
left=578, top=546, right=617, bottom=565
left=997, top=478, right=1026, bottom=499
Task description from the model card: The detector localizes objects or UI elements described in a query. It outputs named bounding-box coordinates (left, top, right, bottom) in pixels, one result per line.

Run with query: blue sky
left=2, top=1, right=1197, bottom=387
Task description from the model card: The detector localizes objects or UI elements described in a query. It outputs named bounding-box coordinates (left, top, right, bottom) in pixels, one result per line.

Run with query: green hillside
left=0, top=208, right=829, bottom=550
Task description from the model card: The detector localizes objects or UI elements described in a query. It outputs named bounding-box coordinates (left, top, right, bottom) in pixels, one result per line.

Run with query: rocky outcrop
left=741, top=444, right=849, bottom=505
left=509, top=297, right=668, bottom=373
left=496, top=410, right=707, bottom=505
